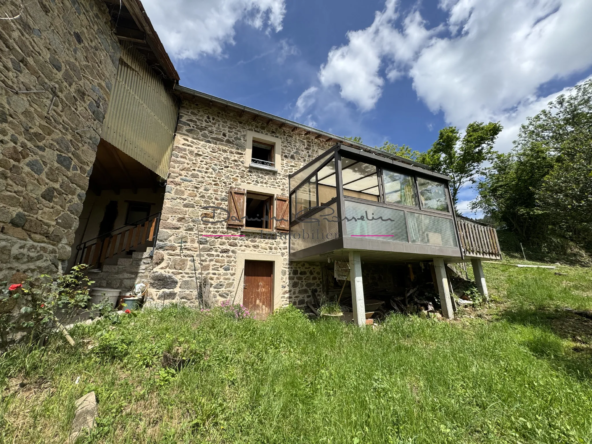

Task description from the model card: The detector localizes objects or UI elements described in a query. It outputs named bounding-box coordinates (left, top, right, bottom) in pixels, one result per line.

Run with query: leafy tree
left=378, top=141, right=422, bottom=162
left=420, top=122, right=503, bottom=210
left=529, top=80, right=592, bottom=249
left=472, top=147, right=553, bottom=242
left=474, top=79, right=592, bottom=255
left=344, top=136, right=363, bottom=144
left=344, top=137, right=422, bottom=162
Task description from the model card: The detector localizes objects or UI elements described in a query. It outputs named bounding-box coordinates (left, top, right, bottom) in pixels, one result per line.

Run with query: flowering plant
left=0, top=265, right=115, bottom=348
left=219, top=300, right=252, bottom=320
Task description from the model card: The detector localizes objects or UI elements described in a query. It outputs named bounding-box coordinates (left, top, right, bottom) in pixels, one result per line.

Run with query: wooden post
left=349, top=251, right=366, bottom=327
left=433, top=258, right=454, bottom=319
left=471, top=258, right=489, bottom=301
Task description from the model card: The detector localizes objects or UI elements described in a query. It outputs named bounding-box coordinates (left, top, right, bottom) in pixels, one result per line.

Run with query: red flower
left=40, top=304, right=45, bottom=308
left=125, top=309, right=131, bottom=314
left=9, top=284, right=22, bottom=291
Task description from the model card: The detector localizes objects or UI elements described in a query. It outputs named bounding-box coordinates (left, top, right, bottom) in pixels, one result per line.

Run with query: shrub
left=218, top=300, right=252, bottom=320
left=0, top=265, right=114, bottom=348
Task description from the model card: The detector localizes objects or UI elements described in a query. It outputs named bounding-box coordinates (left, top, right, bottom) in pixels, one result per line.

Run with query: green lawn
left=1, top=258, right=592, bottom=443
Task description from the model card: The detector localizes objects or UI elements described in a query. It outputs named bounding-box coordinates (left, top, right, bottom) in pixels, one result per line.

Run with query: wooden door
left=243, top=261, right=274, bottom=319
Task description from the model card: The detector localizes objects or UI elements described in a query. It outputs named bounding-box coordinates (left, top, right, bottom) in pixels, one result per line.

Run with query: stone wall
left=148, top=99, right=335, bottom=308
left=0, top=0, right=120, bottom=281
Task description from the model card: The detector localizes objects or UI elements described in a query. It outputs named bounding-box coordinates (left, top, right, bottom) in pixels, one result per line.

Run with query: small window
left=126, top=202, right=151, bottom=225
left=251, top=141, right=275, bottom=168
left=383, top=170, right=418, bottom=207
left=417, top=178, right=450, bottom=212
left=245, top=192, right=274, bottom=229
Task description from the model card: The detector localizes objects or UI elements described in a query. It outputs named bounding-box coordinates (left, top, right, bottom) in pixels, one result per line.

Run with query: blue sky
left=143, top=0, right=592, bottom=216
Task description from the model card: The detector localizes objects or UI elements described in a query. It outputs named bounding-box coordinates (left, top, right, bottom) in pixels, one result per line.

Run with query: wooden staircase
left=74, top=213, right=160, bottom=268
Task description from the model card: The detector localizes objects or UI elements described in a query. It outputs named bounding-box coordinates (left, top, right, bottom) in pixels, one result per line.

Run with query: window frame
left=244, top=191, right=275, bottom=231
left=416, top=176, right=452, bottom=214
left=245, top=131, right=282, bottom=172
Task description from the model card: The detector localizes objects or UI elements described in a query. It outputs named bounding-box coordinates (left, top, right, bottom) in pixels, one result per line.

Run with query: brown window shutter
left=275, top=195, right=290, bottom=232
left=228, top=188, right=246, bottom=228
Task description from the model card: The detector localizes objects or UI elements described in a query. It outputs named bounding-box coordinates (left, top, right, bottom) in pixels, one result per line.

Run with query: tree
left=527, top=80, right=592, bottom=249
left=474, top=79, right=592, bottom=254
left=420, top=122, right=503, bottom=210
left=472, top=147, right=553, bottom=242
left=344, top=137, right=422, bottom=162
left=378, top=141, right=422, bottom=162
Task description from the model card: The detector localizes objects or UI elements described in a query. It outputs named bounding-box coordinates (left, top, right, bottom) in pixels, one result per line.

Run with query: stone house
left=1, top=0, right=501, bottom=325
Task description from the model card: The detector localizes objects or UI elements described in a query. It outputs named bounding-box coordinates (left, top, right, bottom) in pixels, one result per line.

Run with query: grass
left=1, top=258, right=592, bottom=443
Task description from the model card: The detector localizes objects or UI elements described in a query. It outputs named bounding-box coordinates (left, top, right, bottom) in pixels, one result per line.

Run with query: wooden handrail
left=75, top=214, right=160, bottom=267
left=456, top=219, right=502, bottom=260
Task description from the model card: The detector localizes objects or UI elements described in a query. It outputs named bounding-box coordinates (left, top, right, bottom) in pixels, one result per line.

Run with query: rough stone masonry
left=147, top=98, right=333, bottom=308
left=0, top=0, right=120, bottom=281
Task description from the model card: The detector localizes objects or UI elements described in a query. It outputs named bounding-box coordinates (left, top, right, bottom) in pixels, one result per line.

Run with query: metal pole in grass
left=232, top=268, right=245, bottom=305
left=520, top=243, right=527, bottom=261
left=196, top=219, right=205, bottom=309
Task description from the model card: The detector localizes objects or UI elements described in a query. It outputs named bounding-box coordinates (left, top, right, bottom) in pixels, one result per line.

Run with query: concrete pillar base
left=434, top=258, right=454, bottom=320
left=471, top=258, right=489, bottom=301
left=349, top=251, right=366, bottom=327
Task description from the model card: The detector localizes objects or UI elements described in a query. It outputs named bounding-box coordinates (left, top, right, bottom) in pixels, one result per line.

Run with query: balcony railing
left=250, top=158, right=275, bottom=168
left=456, top=218, right=502, bottom=260
left=74, top=213, right=161, bottom=268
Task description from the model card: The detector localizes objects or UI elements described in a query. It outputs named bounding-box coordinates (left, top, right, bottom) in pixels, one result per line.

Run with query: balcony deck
left=289, top=144, right=502, bottom=263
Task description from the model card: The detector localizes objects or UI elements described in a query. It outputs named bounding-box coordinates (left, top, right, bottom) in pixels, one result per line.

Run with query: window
left=383, top=170, right=418, bottom=207
left=245, top=192, right=274, bottom=229
left=417, top=178, right=450, bottom=212
left=245, top=131, right=282, bottom=172
left=251, top=141, right=274, bottom=167
left=341, top=157, right=379, bottom=202
left=125, top=202, right=151, bottom=225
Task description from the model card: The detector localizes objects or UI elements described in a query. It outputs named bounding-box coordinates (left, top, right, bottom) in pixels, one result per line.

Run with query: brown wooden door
left=243, top=260, right=274, bottom=319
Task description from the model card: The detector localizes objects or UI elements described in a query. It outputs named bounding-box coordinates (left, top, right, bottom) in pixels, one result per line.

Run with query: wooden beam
left=115, top=27, right=146, bottom=44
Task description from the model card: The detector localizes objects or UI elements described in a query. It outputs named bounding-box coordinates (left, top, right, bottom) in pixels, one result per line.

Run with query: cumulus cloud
left=142, top=0, right=286, bottom=60
left=318, top=0, right=434, bottom=111
left=299, top=0, right=592, bottom=152
left=294, top=87, right=318, bottom=119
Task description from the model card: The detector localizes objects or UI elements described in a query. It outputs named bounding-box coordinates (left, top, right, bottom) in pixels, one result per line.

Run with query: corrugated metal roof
left=101, top=47, right=178, bottom=179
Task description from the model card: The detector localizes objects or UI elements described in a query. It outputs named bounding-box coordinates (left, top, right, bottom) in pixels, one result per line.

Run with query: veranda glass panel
left=317, top=159, right=337, bottom=205
left=407, top=213, right=458, bottom=247
left=344, top=201, right=408, bottom=242
left=290, top=150, right=334, bottom=191
left=383, top=170, right=418, bottom=207
left=290, top=203, right=340, bottom=253
left=295, top=176, right=317, bottom=217
left=417, top=178, right=449, bottom=212
left=341, top=158, right=379, bottom=201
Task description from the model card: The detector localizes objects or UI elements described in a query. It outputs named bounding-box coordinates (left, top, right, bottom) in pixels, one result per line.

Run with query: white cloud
left=456, top=200, right=483, bottom=219
left=277, top=40, right=300, bottom=63
left=317, top=0, right=435, bottom=111
left=142, top=0, right=286, bottom=60
left=294, top=87, right=318, bottom=122
left=299, top=0, right=592, bottom=153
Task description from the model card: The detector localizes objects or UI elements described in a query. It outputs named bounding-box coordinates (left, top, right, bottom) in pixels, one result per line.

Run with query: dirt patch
left=549, top=312, right=592, bottom=344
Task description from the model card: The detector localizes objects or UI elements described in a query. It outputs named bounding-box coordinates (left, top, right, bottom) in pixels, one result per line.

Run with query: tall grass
left=1, top=261, right=592, bottom=443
